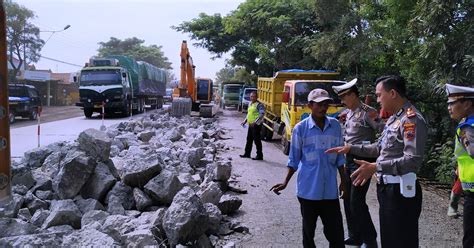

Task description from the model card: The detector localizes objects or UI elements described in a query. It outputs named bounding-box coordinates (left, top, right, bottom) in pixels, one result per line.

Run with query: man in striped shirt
left=271, top=88, right=347, bottom=248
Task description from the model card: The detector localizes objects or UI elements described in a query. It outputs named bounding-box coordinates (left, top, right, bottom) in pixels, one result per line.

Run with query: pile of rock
left=1, top=111, right=246, bottom=247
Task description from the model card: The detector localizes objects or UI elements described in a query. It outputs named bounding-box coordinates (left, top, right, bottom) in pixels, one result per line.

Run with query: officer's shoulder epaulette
left=406, top=107, right=416, bottom=118
left=360, top=103, right=369, bottom=112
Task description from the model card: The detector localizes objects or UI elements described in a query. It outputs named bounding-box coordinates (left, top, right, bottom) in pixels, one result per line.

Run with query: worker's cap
left=445, top=83, right=474, bottom=103
left=332, top=78, right=358, bottom=96
left=308, top=88, right=333, bottom=103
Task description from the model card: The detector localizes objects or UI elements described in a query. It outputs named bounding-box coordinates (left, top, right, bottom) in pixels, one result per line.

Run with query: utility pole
left=0, top=0, right=12, bottom=204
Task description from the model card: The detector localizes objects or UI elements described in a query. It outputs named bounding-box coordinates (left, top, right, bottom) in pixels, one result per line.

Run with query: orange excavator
left=171, top=40, right=215, bottom=117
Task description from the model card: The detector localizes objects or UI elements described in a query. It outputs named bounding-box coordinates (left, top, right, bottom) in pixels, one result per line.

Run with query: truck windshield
left=244, top=89, right=257, bottom=100
left=294, top=82, right=342, bottom=105
left=8, top=86, right=28, bottom=97
left=224, top=86, right=241, bottom=94
left=80, top=70, right=122, bottom=86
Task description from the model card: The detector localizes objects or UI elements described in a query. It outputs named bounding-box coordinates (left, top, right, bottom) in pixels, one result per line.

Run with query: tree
left=174, top=0, right=321, bottom=76
left=215, top=66, right=235, bottom=85
left=97, top=37, right=172, bottom=69
left=5, top=0, right=44, bottom=82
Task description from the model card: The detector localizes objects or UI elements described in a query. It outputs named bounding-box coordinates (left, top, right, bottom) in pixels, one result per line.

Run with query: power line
left=39, top=55, right=83, bottom=68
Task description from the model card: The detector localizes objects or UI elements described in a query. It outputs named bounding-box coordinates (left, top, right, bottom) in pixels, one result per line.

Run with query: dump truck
left=75, top=55, right=166, bottom=118
left=257, top=70, right=346, bottom=155
left=219, top=81, right=245, bottom=109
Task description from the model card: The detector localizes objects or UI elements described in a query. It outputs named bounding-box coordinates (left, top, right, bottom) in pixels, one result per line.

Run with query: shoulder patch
left=403, top=122, right=416, bottom=141
left=406, top=107, right=416, bottom=118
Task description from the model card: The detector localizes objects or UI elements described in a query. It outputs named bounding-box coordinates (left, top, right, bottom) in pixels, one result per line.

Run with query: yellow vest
left=455, top=117, right=474, bottom=192
left=247, top=102, right=260, bottom=124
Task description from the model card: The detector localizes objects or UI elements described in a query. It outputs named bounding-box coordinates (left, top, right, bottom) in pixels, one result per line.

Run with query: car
left=8, top=84, right=42, bottom=124
left=164, top=88, right=173, bottom=103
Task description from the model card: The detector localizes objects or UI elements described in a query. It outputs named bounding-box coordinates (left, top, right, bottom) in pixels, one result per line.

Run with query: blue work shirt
left=287, top=116, right=345, bottom=200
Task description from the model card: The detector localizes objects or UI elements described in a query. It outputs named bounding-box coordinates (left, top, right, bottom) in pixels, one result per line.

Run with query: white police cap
left=332, top=78, right=358, bottom=96
left=445, top=84, right=474, bottom=103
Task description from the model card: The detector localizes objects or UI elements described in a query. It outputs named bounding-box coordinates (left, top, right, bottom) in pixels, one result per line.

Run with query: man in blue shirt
left=271, top=88, right=347, bottom=248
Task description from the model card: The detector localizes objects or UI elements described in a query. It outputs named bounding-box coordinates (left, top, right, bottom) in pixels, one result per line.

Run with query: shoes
left=239, top=154, right=250, bottom=158
left=252, top=157, right=263, bottom=160
left=344, top=237, right=363, bottom=246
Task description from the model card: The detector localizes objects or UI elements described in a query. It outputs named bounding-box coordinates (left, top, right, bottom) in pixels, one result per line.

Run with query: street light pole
left=39, top=25, right=71, bottom=107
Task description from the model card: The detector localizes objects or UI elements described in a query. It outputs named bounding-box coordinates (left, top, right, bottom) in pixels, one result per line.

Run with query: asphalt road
left=218, top=109, right=464, bottom=247
left=9, top=106, right=85, bottom=129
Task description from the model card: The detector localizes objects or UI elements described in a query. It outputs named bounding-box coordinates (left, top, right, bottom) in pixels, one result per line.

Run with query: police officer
left=326, top=75, right=427, bottom=248
left=446, top=83, right=474, bottom=248
left=240, top=91, right=265, bottom=160
left=332, top=79, right=382, bottom=248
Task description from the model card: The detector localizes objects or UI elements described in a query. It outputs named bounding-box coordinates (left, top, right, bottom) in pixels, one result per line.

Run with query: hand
left=270, top=183, right=287, bottom=195
left=241, top=121, right=246, bottom=126
left=325, top=145, right=351, bottom=154
left=339, top=182, right=348, bottom=199
left=350, top=159, right=377, bottom=186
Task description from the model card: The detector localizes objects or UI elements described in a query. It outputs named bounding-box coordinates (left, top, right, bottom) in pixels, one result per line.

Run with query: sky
left=14, top=0, right=246, bottom=80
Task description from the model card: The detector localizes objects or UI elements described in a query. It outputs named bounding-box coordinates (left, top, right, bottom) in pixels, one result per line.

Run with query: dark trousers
left=298, top=197, right=345, bottom=248
left=244, top=124, right=262, bottom=158
left=464, top=191, right=474, bottom=248
left=377, top=181, right=422, bottom=248
left=343, top=155, right=377, bottom=243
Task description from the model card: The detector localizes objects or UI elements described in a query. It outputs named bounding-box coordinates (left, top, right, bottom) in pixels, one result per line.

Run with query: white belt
left=377, top=174, right=401, bottom=184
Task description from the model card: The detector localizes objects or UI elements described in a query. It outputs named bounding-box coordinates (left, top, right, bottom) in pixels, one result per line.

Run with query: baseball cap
left=308, top=88, right=333, bottom=103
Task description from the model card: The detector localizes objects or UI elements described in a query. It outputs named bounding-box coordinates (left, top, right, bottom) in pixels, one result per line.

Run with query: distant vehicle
left=8, top=84, right=42, bottom=124
left=220, top=82, right=244, bottom=109
left=238, top=87, right=257, bottom=112
left=164, top=88, right=173, bottom=103
left=75, top=56, right=167, bottom=118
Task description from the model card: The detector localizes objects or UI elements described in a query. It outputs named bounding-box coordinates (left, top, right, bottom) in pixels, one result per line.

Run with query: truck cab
left=280, top=80, right=345, bottom=154
left=77, top=58, right=132, bottom=118
left=221, top=83, right=243, bottom=109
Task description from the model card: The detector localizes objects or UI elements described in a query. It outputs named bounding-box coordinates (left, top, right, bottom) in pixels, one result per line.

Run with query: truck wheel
left=122, top=102, right=130, bottom=117
left=29, top=109, right=38, bottom=120
left=9, top=112, right=15, bottom=124
left=84, top=108, right=93, bottom=118
left=281, top=129, right=290, bottom=155
left=261, top=124, right=273, bottom=141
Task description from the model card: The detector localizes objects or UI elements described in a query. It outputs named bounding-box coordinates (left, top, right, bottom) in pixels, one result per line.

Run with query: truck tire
left=281, top=129, right=290, bottom=155
left=29, top=108, right=38, bottom=120
left=9, top=112, right=15, bottom=124
left=122, top=101, right=130, bottom=117
left=261, top=124, right=273, bottom=141
left=84, top=108, right=93, bottom=118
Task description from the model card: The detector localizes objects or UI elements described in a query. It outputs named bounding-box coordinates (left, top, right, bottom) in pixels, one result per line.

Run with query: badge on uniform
left=406, top=107, right=416, bottom=118
left=403, top=122, right=416, bottom=140
left=392, top=119, right=401, bottom=129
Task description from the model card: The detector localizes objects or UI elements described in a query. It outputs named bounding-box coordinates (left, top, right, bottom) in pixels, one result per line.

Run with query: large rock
left=144, top=170, right=183, bottom=205
left=42, top=200, right=82, bottom=229
left=24, top=192, right=49, bottom=215
left=53, top=151, right=95, bottom=199
left=214, top=161, right=232, bottom=182
left=81, top=210, right=110, bottom=227
left=197, top=181, right=223, bottom=205
left=204, top=203, right=222, bottom=235
left=163, top=187, right=209, bottom=245
left=0, top=233, right=63, bottom=247
left=217, top=195, right=242, bottom=215
left=75, top=198, right=105, bottom=214
left=133, top=188, right=153, bottom=212
left=31, top=209, right=50, bottom=227
left=123, top=229, right=160, bottom=247
left=80, top=162, right=117, bottom=201
left=138, top=131, right=156, bottom=143
left=115, top=133, right=140, bottom=149
left=61, top=228, right=119, bottom=247
left=100, top=215, right=136, bottom=242
left=119, top=153, right=162, bottom=188
left=0, top=218, right=38, bottom=238
left=77, top=128, right=111, bottom=161
left=0, top=194, right=24, bottom=218
left=105, top=182, right=135, bottom=210
left=22, top=146, right=54, bottom=169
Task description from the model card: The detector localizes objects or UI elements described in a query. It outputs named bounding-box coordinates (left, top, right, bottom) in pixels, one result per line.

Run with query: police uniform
left=446, top=84, right=474, bottom=248
left=241, top=100, right=265, bottom=160
left=350, top=101, right=427, bottom=248
left=333, top=79, right=383, bottom=247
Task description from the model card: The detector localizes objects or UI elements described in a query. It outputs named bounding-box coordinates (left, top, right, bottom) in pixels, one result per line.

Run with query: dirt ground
left=217, top=109, right=464, bottom=248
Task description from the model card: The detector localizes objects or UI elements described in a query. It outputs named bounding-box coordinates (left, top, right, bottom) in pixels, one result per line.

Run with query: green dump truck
left=76, top=55, right=167, bottom=118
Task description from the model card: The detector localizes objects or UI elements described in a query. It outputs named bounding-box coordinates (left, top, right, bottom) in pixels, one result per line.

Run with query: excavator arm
left=178, top=40, right=196, bottom=101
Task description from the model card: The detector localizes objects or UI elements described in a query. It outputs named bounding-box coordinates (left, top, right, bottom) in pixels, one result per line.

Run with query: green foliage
left=97, top=37, right=172, bottom=69
left=424, top=141, right=456, bottom=183
left=5, top=0, right=44, bottom=82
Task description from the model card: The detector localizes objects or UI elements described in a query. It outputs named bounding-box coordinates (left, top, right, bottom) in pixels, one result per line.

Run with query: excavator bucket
left=171, top=97, right=192, bottom=117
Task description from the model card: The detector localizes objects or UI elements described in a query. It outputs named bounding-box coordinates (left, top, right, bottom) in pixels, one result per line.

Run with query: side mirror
left=122, top=72, right=127, bottom=78
left=282, top=91, right=290, bottom=103
left=73, top=76, right=77, bottom=82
